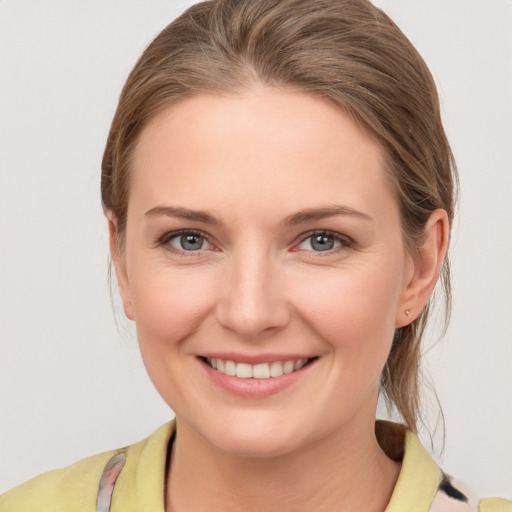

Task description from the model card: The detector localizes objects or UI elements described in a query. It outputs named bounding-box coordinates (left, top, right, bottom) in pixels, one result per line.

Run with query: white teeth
left=206, top=357, right=311, bottom=378
left=270, top=361, right=284, bottom=377
left=283, top=360, right=295, bottom=374
left=224, top=360, right=236, bottom=376
left=236, top=363, right=252, bottom=378
left=294, top=359, right=305, bottom=370
left=252, top=363, right=270, bottom=379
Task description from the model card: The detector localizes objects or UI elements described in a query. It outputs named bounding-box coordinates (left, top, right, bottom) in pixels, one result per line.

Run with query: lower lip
left=200, top=358, right=316, bottom=398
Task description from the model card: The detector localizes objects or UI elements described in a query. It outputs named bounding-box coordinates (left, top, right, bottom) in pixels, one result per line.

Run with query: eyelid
left=156, top=229, right=217, bottom=254
left=292, top=230, right=353, bottom=252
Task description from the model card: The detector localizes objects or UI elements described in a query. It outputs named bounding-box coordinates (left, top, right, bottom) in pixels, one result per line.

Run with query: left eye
left=297, top=232, right=345, bottom=252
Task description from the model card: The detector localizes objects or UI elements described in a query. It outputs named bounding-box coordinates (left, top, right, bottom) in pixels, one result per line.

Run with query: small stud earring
left=405, top=309, right=412, bottom=319
left=123, top=301, right=134, bottom=320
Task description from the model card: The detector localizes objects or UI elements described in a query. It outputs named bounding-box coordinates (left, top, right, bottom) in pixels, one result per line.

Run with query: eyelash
left=156, top=230, right=213, bottom=255
left=155, top=229, right=353, bottom=256
left=294, top=230, right=353, bottom=254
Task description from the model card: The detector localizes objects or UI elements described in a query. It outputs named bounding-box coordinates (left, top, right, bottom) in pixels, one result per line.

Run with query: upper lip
left=198, top=353, right=317, bottom=365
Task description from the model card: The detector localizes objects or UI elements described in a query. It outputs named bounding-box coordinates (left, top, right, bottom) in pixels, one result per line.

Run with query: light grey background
left=1, top=0, right=511, bottom=497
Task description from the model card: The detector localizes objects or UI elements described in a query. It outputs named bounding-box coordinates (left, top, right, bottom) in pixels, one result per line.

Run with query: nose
left=215, top=248, right=290, bottom=340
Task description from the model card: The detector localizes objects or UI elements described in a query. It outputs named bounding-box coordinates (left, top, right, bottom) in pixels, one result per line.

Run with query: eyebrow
left=145, top=206, right=222, bottom=225
left=281, top=205, right=373, bottom=225
left=145, top=204, right=373, bottom=225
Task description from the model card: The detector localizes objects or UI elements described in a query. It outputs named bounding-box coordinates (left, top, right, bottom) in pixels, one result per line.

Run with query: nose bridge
left=217, top=242, right=289, bottom=338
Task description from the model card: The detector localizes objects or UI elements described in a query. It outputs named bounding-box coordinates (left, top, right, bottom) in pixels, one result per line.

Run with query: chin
left=190, top=411, right=307, bottom=459
left=214, top=431, right=302, bottom=459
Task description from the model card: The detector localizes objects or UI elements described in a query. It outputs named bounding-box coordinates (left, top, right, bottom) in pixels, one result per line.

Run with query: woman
left=1, top=0, right=510, bottom=510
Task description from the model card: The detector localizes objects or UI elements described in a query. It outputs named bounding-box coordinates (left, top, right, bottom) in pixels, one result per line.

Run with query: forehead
left=130, top=88, right=396, bottom=222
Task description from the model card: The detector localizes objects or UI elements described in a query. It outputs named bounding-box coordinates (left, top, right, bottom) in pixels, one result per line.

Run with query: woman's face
left=115, top=87, right=416, bottom=457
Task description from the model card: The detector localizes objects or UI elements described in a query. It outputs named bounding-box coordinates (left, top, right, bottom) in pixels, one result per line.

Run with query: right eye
left=159, top=230, right=214, bottom=253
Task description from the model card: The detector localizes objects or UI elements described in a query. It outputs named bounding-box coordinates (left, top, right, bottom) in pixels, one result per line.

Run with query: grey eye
left=178, top=233, right=205, bottom=251
left=297, top=232, right=344, bottom=252
left=165, top=231, right=211, bottom=251
left=310, top=234, right=335, bottom=251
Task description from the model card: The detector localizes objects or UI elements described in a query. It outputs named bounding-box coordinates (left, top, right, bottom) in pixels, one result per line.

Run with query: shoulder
left=0, top=449, right=118, bottom=512
left=376, top=421, right=512, bottom=512
left=0, top=421, right=175, bottom=512
left=479, top=498, right=512, bottom=512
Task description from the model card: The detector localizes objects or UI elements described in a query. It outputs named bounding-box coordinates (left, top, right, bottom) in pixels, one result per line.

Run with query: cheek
left=130, top=266, right=217, bottom=346
left=127, top=264, right=220, bottom=407
left=290, top=261, right=403, bottom=364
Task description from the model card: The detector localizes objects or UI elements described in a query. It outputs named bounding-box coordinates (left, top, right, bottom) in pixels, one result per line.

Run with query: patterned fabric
left=96, top=453, right=126, bottom=512
left=430, top=474, right=480, bottom=512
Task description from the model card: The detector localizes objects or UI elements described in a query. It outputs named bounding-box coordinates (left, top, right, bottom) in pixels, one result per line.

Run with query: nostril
left=216, top=293, right=291, bottom=336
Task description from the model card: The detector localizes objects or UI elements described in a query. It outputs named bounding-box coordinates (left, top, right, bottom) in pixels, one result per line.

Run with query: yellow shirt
left=1, top=420, right=510, bottom=512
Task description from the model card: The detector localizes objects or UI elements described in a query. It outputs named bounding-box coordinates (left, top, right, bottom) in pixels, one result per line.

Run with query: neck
left=165, top=414, right=401, bottom=512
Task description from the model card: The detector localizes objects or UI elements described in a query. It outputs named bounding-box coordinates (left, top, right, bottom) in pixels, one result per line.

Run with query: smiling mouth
left=202, top=357, right=316, bottom=379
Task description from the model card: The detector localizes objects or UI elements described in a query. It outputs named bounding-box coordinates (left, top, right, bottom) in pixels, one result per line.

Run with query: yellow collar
left=376, top=420, right=442, bottom=511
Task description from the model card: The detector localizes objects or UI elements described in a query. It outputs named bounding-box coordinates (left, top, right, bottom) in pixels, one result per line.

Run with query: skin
left=109, top=86, right=449, bottom=512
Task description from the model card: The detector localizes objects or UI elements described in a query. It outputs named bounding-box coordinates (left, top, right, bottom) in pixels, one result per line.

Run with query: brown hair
left=101, top=0, right=457, bottom=433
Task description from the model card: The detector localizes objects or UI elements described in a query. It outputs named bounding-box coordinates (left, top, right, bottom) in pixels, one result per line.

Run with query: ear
left=396, top=209, right=449, bottom=327
left=106, top=211, right=134, bottom=321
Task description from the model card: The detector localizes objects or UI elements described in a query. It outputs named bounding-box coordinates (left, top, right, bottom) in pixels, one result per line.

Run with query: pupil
left=181, top=234, right=203, bottom=251
left=312, top=234, right=334, bottom=251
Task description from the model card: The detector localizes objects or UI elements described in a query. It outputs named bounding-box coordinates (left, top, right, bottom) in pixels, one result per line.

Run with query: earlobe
left=397, top=209, right=449, bottom=327
left=106, top=212, right=134, bottom=321
left=123, top=301, right=134, bottom=321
